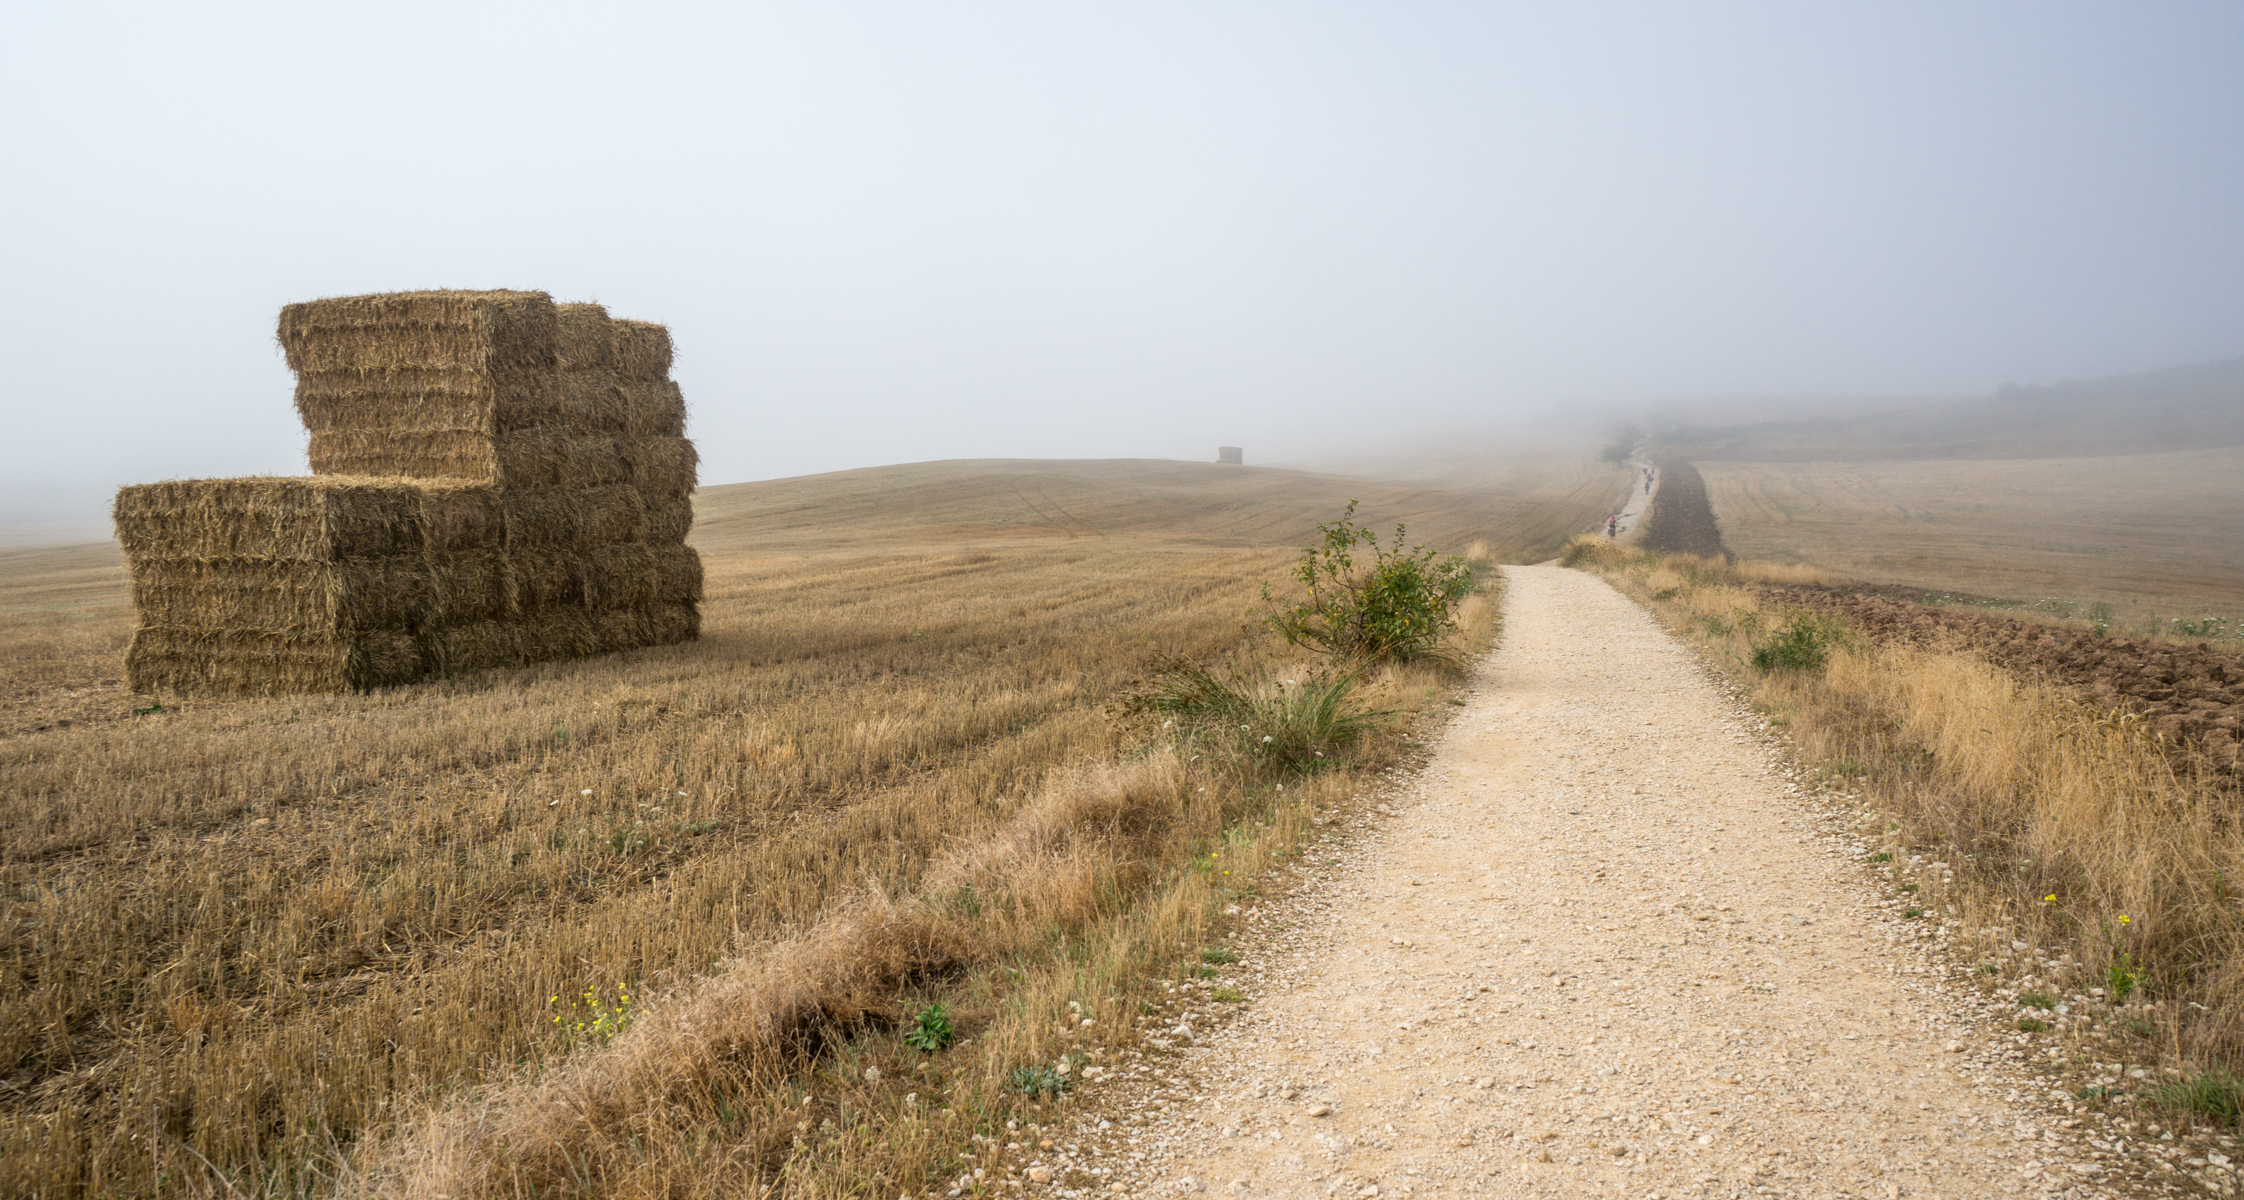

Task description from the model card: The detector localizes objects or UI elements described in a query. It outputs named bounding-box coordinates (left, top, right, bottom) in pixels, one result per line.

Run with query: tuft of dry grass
left=1575, top=542, right=2244, bottom=1121
left=0, top=458, right=1575, bottom=1197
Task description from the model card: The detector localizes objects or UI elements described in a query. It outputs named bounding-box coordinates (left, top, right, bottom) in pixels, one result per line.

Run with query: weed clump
left=1750, top=612, right=1850, bottom=672
left=1263, top=501, right=1476, bottom=665
left=1124, top=658, right=1383, bottom=777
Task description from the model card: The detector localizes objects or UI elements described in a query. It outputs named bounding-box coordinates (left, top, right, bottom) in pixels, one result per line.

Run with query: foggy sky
left=3, top=2, right=2241, bottom=528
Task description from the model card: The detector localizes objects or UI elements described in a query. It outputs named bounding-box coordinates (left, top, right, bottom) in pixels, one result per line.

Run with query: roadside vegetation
left=0, top=473, right=1527, bottom=1199
left=1564, top=537, right=2244, bottom=1131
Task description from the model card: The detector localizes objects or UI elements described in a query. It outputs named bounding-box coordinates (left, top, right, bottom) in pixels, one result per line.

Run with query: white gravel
left=1008, top=564, right=2235, bottom=1200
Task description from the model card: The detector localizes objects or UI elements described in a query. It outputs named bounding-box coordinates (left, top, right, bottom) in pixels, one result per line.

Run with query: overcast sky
left=3, top=2, right=2241, bottom=525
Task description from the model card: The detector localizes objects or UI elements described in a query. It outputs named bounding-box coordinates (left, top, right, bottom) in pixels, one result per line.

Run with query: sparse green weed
left=902, top=1002, right=955, bottom=1053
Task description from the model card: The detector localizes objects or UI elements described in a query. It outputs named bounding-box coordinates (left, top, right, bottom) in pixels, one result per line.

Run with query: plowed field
left=1760, top=584, right=2244, bottom=770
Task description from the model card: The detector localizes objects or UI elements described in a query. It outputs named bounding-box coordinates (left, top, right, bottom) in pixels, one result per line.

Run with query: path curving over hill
left=1641, top=458, right=1731, bottom=559
left=1062, top=565, right=2123, bottom=1199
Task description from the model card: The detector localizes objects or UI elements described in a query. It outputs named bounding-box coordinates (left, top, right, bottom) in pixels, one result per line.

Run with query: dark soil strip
left=1642, top=458, right=1730, bottom=559
left=1759, top=583, right=2244, bottom=771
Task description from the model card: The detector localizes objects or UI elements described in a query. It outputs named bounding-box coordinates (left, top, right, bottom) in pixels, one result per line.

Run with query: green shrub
left=1125, top=658, right=1384, bottom=777
left=1749, top=613, right=1850, bottom=672
left=1263, top=501, right=1475, bottom=665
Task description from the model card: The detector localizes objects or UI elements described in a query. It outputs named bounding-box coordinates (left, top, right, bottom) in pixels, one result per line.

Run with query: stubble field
left=0, top=456, right=1624, bottom=1197
left=1697, top=446, right=2244, bottom=623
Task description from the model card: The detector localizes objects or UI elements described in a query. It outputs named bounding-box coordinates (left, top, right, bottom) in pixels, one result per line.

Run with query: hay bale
left=278, top=290, right=557, bottom=375
left=125, top=556, right=433, bottom=633
left=556, top=303, right=616, bottom=370
left=294, top=369, right=565, bottom=438
left=126, top=626, right=424, bottom=694
left=620, top=436, right=698, bottom=497
left=616, top=380, right=687, bottom=438
left=112, top=477, right=487, bottom=560
left=492, top=433, right=630, bottom=489
left=641, top=496, right=695, bottom=544
left=581, top=543, right=704, bottom=610
left=500, top=485, right=646, bottom=550
left=611, top=319, right=673, bottom=381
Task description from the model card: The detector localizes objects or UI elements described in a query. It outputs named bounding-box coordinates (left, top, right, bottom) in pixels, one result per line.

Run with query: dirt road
left=1064, top=565, right=2125, bottom=1199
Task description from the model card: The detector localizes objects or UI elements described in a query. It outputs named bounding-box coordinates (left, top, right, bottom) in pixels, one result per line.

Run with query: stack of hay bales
left=114, top=289, right=701, bottom=696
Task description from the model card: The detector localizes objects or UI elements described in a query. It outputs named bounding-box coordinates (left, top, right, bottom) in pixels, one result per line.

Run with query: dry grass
left=1571, top=538, right=2244, bottom=1119
left=1697, top=448, right=2244, bottom=624
left=0, top=458, right=1608, bottom=1197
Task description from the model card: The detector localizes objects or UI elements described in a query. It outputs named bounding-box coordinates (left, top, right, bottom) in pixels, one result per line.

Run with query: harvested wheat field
left=0, top=456, right=1623, bottom=1197
left=1697, top=448, right=2244, bottom=623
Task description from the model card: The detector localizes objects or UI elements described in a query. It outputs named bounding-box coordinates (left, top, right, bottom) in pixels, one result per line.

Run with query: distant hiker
left=1607, top=516, right=1618, bottom=538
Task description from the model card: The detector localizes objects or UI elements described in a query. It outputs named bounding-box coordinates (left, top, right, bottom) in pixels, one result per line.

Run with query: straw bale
left=611, top=319, right=673, bottom=381
left=551, top=368, right=628, bottom=434
left=580, top=543, right=704, bottom=611
left=308, top=429, right=496, bottom=482
left=126, top=626, right=424, bottom=695
left=641, top=495, right=695, bottom=544
left=509, top=552, right=585, bottom=609
left=513, top=607, right=604, bottom=664
left=126, top=557, right=433, bottom=633
left=493, top=433, right=629, bottom=489
left=293, top=368, right=565, bottom=437
left=277, top=290, right=556, bottom=376
left=501, top=485, right=645, bottom=550
left=115, top=478, right=433, bottom=561
left=555, top=303, right=615, bottom=370
left=427, top=549, right=516, bottom=624
left=615, top=380, right=687, bottom=438
left=619, top=436, right=698, bottom=497
left=424, top=619, right=523, bottom=674
left=419, top=484, right=507, bottom=552
left=590, top=603, right=699, bottom=654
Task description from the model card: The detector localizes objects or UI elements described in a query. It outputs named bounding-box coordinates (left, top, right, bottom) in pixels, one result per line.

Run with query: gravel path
left=1037, top=564, right=2152, bottom=1200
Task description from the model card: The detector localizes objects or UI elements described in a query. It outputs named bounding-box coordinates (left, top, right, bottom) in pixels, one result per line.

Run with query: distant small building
left=1217, top=446, right=1243, bottom=465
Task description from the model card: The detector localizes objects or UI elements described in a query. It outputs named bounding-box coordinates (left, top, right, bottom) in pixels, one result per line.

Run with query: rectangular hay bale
left=126, top=625, right=425, bottom=695
left=278, top=290, right=557, bottom=376
left=113, top=477, right=480, bottom=561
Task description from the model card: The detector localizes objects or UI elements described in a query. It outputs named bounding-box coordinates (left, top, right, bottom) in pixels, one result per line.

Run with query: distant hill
left=693, top=457, right=1625, bottom=562
left=1654, top=355, right=2244, bottom=461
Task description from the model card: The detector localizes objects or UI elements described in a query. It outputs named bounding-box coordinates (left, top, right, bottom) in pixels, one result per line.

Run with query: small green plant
left=1749, top=612, right=1850, bottom=672
left=2087, top=601, right=2114, bottom=634
left=1009, top=1064, right=1074, bottom=1098
left=2019, top=991, right=2057, bottom=1010
left=2105, top=955, right=2145, bottom=1003
left=1210, top=986, right=1246, bottom=1003
left=131, top=701, right=165, bottom=716
left=903, top=1002, right=955, bottom=1052
left=2015, top=1017, right=2050, bottom=1033
left=2124, top=1017, right=2157, bottom=1039
left=550, top=983, right=634, bottom=1049
left=1868, top=851, right=1893, bottom=863
left=1201, top=947, right=1240, bottom=965
left=1262, top=500, right=1476, bottom=665
left=1898, top=883, right=1919, bottom=893
left=2153, top=1068, right=2244, bottom=1126
left=1191, top=964, right=1220, bottom=979
left=1902, top=906, right=1925, bottom=920
left=1980, top=962, right=2001, bottom=976
left=2077, top=1084, right=2121, bottom=1101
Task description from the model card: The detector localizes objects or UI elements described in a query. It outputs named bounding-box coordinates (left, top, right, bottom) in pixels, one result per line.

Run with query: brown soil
left=1641, top=458, right=1730, bottom=559
left=1759, top=584, right=2244, bottom=770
